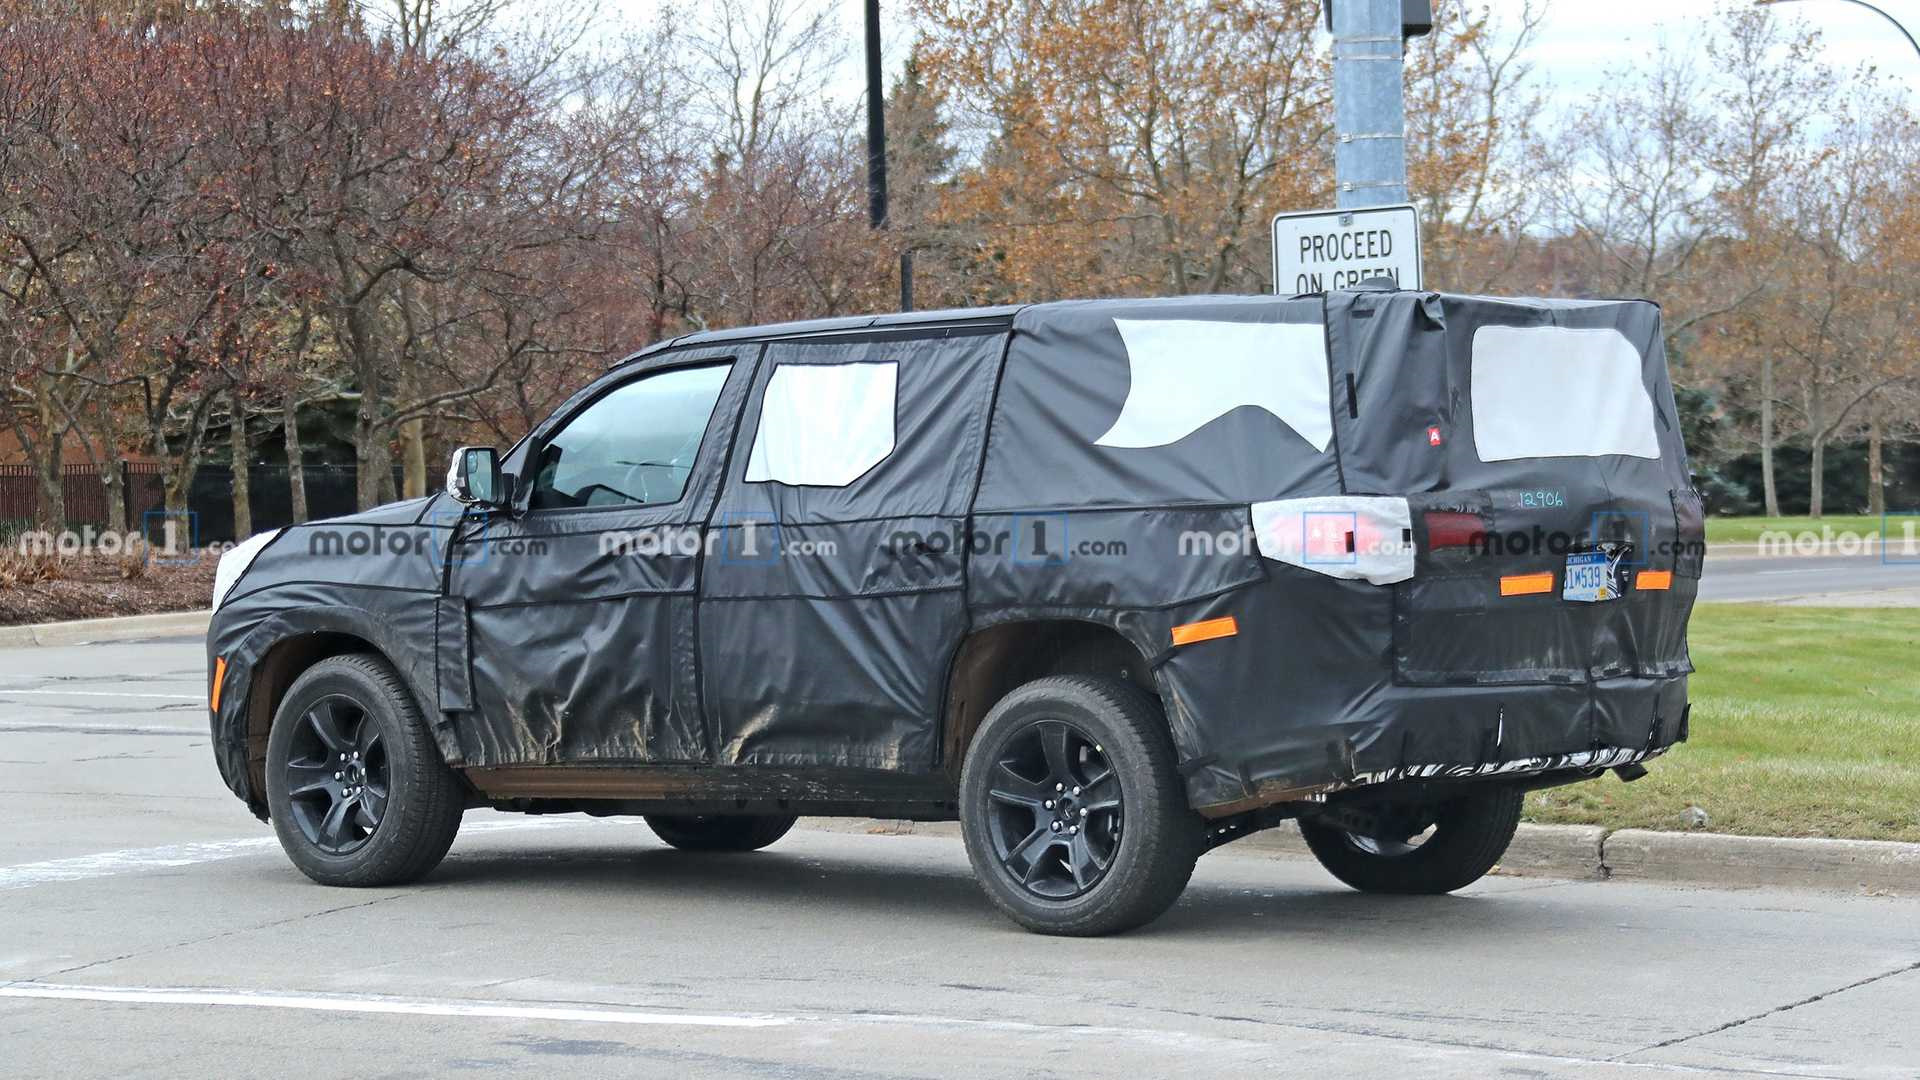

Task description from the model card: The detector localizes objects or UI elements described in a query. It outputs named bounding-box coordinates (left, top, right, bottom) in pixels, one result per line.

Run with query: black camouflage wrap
left=208, top=290, right=1697, bottom=818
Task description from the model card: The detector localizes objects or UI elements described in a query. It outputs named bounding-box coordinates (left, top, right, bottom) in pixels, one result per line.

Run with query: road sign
left=1271, top=203, right=1422, bottom=295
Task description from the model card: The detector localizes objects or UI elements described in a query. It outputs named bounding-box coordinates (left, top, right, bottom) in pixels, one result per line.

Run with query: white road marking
left=0, top=689, right=203, bottom=700
left=0, top=818, right=590, bottom=891
left=0, top=721, right=202, bottom=736
left=1755, top=568, right=1833, bottom=576
left=0, top=837, right=279, bottom=890
left=0, top=983, right=789, bottom=1029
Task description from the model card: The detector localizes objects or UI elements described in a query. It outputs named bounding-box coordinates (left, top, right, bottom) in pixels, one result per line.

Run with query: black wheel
left=1298, top=786, right=1524, bottom=895
left=645, top=813, right=797, bottom=852
left=265, top=654, right=465, bottom=886
left=959, top=674, right=1203, bottom=936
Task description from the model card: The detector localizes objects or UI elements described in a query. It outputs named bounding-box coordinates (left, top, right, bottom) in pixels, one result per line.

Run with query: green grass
left=1704, top=514, right=1889, bottom=545
left=1526, top=604, right=1920, bottom=842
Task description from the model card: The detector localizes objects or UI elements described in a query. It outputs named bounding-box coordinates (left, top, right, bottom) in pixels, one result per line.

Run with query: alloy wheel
left=281, top=694, right=388, bottom=855
left=984, top=719, right=1122, bottom=899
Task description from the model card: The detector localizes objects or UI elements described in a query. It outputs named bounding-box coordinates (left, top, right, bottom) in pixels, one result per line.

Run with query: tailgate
left=1322, top=290, right=1702, bottom=688
left=1394, top=487, right=1699, bottom=685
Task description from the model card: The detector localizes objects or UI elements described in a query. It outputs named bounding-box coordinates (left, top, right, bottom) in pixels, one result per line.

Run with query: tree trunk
left=355, top=414, right=395, bottom=510
left=1806, top=378, right=1826, bottom=519
left=159, top=472, right=191, bottom=556
left=229, top=391, right=253, bottom=541
left=1808, top=436, right=1825, bottom=519
left=346, top=306, right=387, bottom=511
left=101, top=461, right=126, bottom=536
left=33, top=448, right=65, bottom=533
left=26, top=384, right=67, bottom=531
left=283, top=394, right=308, bottom=525
left=1867, top=406, right=1885, bottom=517
left=401, top=415, right=427, bottom=499
left=355, top=416, right=378, bottom=510
left=1760, top=354, right=1780, bottom=517
left=151, top=394, right=215, bottom=556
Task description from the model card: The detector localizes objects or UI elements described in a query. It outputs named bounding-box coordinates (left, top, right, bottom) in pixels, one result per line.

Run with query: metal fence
left=0, top=463, right=134, bottom=528
left=0, top=462, right=398, bottom=544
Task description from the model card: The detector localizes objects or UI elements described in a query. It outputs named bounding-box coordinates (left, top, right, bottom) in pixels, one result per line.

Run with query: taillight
left=1248, top=496, right=1414, bottom=585
left=1423, top=511, right=1486, bottom=550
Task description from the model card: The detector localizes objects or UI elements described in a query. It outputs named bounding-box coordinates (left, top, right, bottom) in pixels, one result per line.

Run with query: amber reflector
left=1499, top=572, right=1554, bottom=596
left=1170, top=615, right=1239, bottom=646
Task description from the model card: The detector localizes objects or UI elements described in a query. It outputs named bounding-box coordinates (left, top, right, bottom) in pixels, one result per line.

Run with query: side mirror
left=446, top=446, right=504, bottom=507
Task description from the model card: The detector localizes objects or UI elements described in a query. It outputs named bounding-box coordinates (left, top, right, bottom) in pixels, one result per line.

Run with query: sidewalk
left=0, top=610, right=210, bottom=649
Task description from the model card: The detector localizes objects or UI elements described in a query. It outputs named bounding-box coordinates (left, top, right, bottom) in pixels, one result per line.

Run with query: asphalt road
left=3, top=637, right=1918, bottom=1079
left=1699, top=549, right=1920, bottom=603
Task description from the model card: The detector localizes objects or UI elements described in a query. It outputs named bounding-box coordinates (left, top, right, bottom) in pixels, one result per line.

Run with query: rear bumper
left=1145, top=568, right=1693, bottom=814
left=1190, top=672, right=1688, bottom=815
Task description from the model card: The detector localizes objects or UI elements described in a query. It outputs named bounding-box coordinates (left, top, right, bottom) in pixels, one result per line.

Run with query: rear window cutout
left=1097, top=318, right=1331, bottom=453
left=1470, top=326, right=1660, bottom=462
left=744, top=361, right=898, bottom=487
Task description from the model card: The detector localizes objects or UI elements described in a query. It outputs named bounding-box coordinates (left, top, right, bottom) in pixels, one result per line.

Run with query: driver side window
left=530, top=362, right=732, bottom=511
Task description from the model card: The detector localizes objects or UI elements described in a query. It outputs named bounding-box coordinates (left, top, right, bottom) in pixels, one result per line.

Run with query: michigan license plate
left=1562, top=551, right=1618, bottom=603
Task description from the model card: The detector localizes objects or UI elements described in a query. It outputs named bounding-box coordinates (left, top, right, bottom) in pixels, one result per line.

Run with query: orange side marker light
left=1499, top=572, right=1554, bottom=597
left=210, top=656, right=228, bottom=713
left=1170, top=615, right=1239, bottom=647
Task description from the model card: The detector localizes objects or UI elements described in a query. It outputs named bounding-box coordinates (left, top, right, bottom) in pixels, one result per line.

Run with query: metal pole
left=864, top=0, right=913, bottom=310
left=863, top=0, right=888, bottom=230
left=1332, top=0, right=1409, bottom=209
left=1754, top=0, right=1920, bottom=64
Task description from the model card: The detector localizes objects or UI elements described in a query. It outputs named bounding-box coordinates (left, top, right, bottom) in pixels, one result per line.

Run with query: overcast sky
left=1531, top=0, right=1920, bottom=101
left=597, top=0, right=1920, bottom=114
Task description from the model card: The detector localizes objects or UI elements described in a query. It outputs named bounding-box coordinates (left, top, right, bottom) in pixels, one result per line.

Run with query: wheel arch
left=220, top=605, right=447, bottom=816
left=939, top=616, right=1162, bottom=776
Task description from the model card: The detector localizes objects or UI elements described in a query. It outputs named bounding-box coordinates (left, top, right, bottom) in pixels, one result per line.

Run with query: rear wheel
left=644, top=813, right=797, bottom=852
left=265, top=654, right=465, bottom=887
left=1299, top=786, right=1524, bottom=895
left=959, top=675, right=1202, bottom=936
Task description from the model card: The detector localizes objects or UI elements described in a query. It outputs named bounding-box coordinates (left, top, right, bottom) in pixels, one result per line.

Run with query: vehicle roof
left=613, top=291, right=1656, bottom=368
left=616, top=304, right=1028, bottom=367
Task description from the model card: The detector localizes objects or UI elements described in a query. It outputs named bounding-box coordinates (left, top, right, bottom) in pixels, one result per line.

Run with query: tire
left=264, top=653, right=465, bottom=887
left=645, top=813, right=798, bottom=852
left=959, top=674, right=1203, bottom=936
left=1299, top=785, right=1524, bottom=895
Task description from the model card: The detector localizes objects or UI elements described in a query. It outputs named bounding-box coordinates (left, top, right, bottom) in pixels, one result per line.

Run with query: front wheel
left=644, top=813, right=797, bottom=852
left=959, top=675, right=1203, bottom=936
left=1299, top=786, right=1524, bottom=895
left=264, top=654, right=465, bottom=887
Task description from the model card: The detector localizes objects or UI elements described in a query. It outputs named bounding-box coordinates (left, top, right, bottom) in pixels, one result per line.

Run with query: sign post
left=1271, top=204, right=1423, bottom=295
left=1330, top=0, right=1417, bottom=209
left=1273, top=2, right=1431, bottom=294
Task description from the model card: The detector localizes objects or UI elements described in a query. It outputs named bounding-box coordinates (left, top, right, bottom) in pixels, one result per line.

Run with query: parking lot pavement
left=2, top=637, right=1917, bottom=1079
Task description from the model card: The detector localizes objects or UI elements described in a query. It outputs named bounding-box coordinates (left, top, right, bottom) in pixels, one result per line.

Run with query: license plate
left=1562, top=551, right=1618, bottom=603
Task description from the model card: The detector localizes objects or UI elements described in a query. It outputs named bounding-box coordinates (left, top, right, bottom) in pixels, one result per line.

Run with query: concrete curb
left=1187, top=820, right=1613, bottom=880
left=795, top=818, right=1919, bottom=895
left=0, top=609, right=211, bottom=649
left=1603, top=829, right=1920, bottom=893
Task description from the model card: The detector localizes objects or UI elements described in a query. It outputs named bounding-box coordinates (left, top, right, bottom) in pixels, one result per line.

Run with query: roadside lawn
left=1527, top=603, right=1920, bottom=842
left=1704, top=514, right=1892, bottom=545
left=0, top=550, right=214, bottom=626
